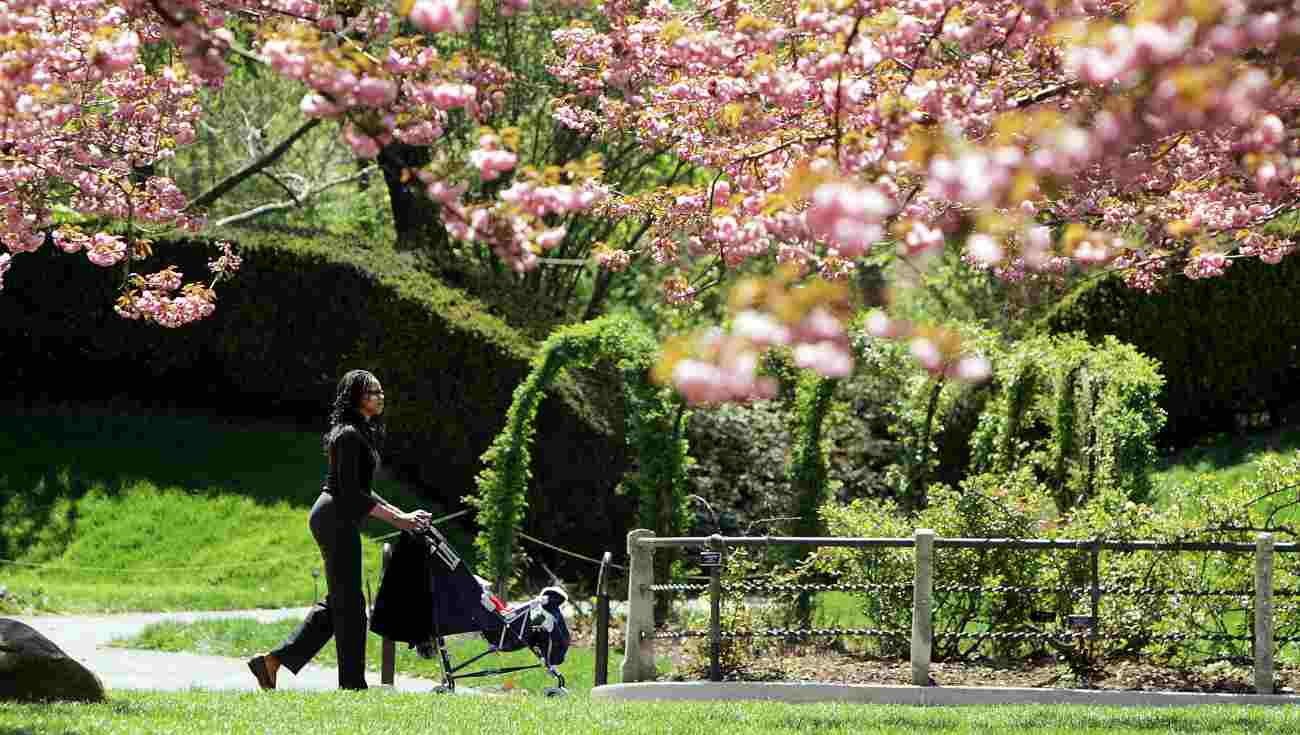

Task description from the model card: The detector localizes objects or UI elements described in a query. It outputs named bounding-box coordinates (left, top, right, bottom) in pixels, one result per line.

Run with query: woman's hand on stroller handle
left=398, top=509, right=433, bottom=532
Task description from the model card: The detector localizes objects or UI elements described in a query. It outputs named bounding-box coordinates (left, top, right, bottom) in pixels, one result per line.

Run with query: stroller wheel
left=543, top=687, right=568, bottom=698
left=434, top=685, right=454, bottom=695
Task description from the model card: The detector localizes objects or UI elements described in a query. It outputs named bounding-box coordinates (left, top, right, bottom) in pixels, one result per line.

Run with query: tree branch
left=1009, top=82, right=1083, bottom=109
left=210, top=165, right=375, bottom=227
left=184, top=118, right=323, bottom=212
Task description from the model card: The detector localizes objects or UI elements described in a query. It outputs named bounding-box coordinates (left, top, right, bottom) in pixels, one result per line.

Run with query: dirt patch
left=647, top=638, right=1299, bottom=694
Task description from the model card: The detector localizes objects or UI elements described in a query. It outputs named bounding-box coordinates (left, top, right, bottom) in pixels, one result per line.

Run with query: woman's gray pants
left=270, top=492, right=368, bottom=689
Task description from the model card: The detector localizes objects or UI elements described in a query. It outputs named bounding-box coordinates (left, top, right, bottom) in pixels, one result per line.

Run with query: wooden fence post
left=594, top=551, right=612, bottom=687
left=381, top=542, right=395, bottom=687
left=1256, top=532, right=1275, bottom=695
left=622, top=529, right=656, bottom=683
left=911, top=529, right=935, bottom=686
left=708, top=534, right=723, bottom=682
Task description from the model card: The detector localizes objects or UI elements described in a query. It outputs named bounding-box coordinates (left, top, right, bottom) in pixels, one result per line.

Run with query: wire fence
left=621, top=531, right=1297, bottom=693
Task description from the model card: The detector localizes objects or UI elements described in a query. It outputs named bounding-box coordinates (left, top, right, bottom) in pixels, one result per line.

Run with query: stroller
left=370, top=526, right=571, bottom=696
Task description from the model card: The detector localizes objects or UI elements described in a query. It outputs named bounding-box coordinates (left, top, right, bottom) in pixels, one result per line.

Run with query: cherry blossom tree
left=552, top=0, right=1300, bottom=401
left=3, top=0, right=1298, bottom=397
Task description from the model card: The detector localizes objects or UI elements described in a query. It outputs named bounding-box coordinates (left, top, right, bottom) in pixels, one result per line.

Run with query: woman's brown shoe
left=247, top=655, right=276, bottom=690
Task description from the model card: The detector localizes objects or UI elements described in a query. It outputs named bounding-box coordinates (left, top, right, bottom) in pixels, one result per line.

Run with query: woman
left=247, top=370, right=432, bottom=690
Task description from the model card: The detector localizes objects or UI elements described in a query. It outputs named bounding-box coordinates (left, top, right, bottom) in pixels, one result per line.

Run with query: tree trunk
left=378, top=142, right=443, bottom=252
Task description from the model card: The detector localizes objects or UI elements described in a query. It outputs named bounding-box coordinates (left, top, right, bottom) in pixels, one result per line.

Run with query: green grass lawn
left=5, top=690, right=1300, bottom=735
left=109, top=617, right=663, bottom=695
left=0, top=412, right=467, bottom=614
left=1151, top=427, right=1300, bottom=500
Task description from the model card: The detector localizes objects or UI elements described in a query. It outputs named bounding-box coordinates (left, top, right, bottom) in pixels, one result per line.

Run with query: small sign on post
left=699, top=551, right=723, bottom=567
left=1066, top=614, right=1095, bottom=630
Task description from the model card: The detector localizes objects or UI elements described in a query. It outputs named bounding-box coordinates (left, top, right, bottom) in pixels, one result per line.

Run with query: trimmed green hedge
left=1041, top=257, right=1300, bottom=444
left=0, top=230, right=634, bottom=570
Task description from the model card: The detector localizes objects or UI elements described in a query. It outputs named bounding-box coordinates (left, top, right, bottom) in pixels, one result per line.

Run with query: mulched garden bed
left=654, top=640, right=1300, bottom=694
left=568, top=617, right=1298, bottom=694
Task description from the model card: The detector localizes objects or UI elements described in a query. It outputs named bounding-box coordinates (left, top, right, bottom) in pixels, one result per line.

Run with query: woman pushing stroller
left=247, top=370, right=433, bottom=690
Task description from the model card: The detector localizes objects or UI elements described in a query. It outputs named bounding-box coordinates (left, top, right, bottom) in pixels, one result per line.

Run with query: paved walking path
left=11, top=608, right=440, bottom=693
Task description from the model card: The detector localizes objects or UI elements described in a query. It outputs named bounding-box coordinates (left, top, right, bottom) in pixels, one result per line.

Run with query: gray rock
left=0, top=618, right=106, bottom=702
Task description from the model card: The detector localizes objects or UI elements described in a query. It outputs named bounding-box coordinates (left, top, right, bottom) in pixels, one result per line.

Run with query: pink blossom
left=966, top=234, right=1004, bottom=265
left=300, top=93, right=341, bottom=118
left=806, top=181, right=893, bottom=256
left=865, top=312, right=912, bottom=339
left=535, top=227, right=566, bottom=249
left=594, top=247, right=631, bottom=271
left=909, top=337, right=943, bottom=371
left=410, top=0, right=465, bottom=33
left=85, top=234, right=127, bottom=267
left=732, top=310, right=791, bottom=346
left=793, top=341, right=853, bottom=377
left=343, top=125, right=381, bottom=159
left=53, top=229, right=84, bottom=253
left=429, top=83, right=476, bottom=110
left=354, top=77, right=398, bottom=107
left=951, top=354, right=991, bottom=382
left=1184, top=252, right=1230, bottom=279
left=470, top=148, right=518, bottom=181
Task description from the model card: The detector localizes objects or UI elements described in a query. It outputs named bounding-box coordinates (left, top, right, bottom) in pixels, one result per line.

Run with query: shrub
left=804, top=452, right=1300, bottom=668
left=852, top=320, right=1001, bottom=510
left=1041, top=256, right=1300, bottom=444
left=469, top=314, right=690, bottom=594
left=969, top=334, right=1166, bottom=509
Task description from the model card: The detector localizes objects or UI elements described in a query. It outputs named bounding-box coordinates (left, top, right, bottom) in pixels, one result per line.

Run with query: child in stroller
left=370, top=527, right=571, bottom=696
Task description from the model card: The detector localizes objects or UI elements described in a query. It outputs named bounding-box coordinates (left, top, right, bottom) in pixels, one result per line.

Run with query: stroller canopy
left=371, top=529, right=571, bottom=666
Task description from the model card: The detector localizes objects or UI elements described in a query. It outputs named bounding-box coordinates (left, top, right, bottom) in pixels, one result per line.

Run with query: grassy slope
left=5, top=691, right=1300, bottom=735
left=1151, top=427, right=1300, bottom=500
left=0, top=412, right=471, bottom=614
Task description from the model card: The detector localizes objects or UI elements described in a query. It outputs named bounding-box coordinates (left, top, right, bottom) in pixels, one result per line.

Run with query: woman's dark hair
left=325, top=369, right=385, bottom=453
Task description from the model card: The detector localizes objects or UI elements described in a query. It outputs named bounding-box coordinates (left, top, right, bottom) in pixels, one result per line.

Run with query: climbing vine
left=967, top=334, right=1164, bottom=512
left=788, top=372, right=838, bottom=541
left=469, top=314, right=691, bottom=587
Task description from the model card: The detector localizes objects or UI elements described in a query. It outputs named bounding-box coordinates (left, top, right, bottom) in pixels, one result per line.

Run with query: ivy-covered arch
left=469, top=314, right=690, bottom=588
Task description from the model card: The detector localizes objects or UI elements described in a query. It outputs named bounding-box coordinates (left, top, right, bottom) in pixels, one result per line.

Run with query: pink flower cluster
left=410, top=0, right=468, bottom=33
left=85, top=234, right=129, bottom=267
left=667, top=298, right=857, bottom=403
left=468, top=135, right=518, bottom=181
left=805, top=181, right=894, bottom=257
left=671, top=330, right=779, bottom=405
left=1183, top=251, right=1230, bottom=280
left=208, top=240, right=242, bottom=276
left=593, top=246, right=631, bottom=271
left=866, top=312, right=991, bottom=383
left=116, top=286, right=217, bottom=327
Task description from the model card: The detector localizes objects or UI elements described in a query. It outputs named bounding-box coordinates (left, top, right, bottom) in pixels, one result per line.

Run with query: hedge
left=0, top=229, right=635, bottom=571
left=1041, top=256, right=1300, bottom=445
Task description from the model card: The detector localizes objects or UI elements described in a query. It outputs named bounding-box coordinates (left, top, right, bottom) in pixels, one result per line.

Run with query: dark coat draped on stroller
left=370, top=527, right=571, bottom=694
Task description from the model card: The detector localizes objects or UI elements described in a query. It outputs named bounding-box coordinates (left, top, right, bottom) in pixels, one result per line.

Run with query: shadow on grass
left=0, top=413, right=456, bottom=563
left=1159, top=428, right=1300, bottom=474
